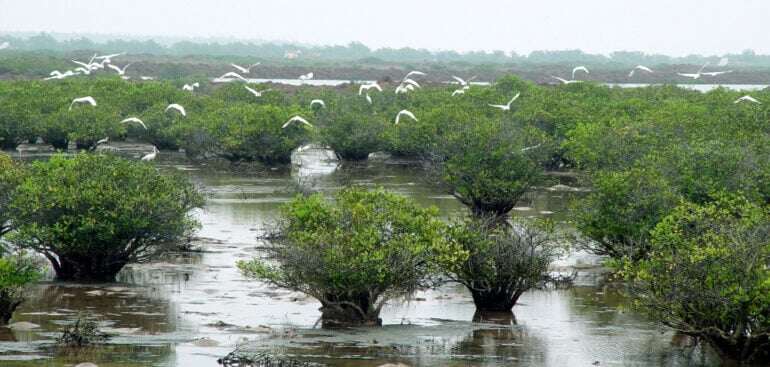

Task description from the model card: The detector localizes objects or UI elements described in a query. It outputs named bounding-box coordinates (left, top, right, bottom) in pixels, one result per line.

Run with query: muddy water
left=1, top=153, right=719, bottom=366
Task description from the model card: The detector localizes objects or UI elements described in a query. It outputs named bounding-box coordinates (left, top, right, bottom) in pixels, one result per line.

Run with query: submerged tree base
left=320, top=305, right=382, bottom=328
left=469, top=290, right=520, bottom=314
left=472, top=310, right=516, bottom=325
left=0, top=292, right=23, bottom=325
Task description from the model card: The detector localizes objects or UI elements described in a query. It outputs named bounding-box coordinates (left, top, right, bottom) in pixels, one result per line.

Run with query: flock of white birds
left=47, top=53, right=765, bottom=161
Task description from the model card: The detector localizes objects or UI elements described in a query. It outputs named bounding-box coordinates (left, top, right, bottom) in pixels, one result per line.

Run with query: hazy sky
left=0, top=0, right=767, bottom=56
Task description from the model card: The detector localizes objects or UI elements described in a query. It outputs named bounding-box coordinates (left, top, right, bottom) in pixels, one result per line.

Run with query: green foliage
left=440, top=120, right=551, bottom=217
left=238, top=187, right=463, bottom=327
left=8, top=153, right=204, bottom=281
left=445, top=216, right=562, bottom=312
left=0, top=254, right=40, bottom=324
left=573, top=166, right=682, bottom=260
left=0, top=153, right=24, bottom=238
left=626, top=194, right=770, bottom=363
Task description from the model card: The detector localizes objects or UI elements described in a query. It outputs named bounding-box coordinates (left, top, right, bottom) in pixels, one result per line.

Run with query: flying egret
left=95, top=137, right=109, bottom=146
left=219, top=72, right=249, bottom=82
left=701, top=70, right=733, bottom=77
left=359, top=82, right=382, bottom=95
left=282, top=115, right=313, bottom=129
left=121, top=117, right=148, bottom=130
left=489, top=92, right=521, bottom=111
left=395, top=110, right=418, bottom=125
left=107, top=63, right=131, bottom=75
left=165, top=104, right=187, bottom=117
left=551, top=76, right=582, bottom=85
left=572, top=66, right=589, bottom=79
left=451, top=89, right=465, bottom=96
left=403, top=78, right=421, bottom=88
left=74, top=67, right=91, bottom=75
left=182, top=83, right=198, bottom=92
left=0, top=41, right=9, bottom=50
left=69, top=96, right=97, bottom=111
left=231, top=62, right=260, bottom=74
left=451, top=75, right=477, bottom=86
left=404, top=70, right=426, bottom=80
left=718, top=57, right=729, bottom=67
left=734, top=95, right=761, bottom=104
left=677, top=72, right=701, bottom=80
left=141, top=146, right=158, bottom=161
left=71, top=59, right=91, bottom=69
left=244, top=85, right=270, bottom=97
left=140, top=76, right=155, bottom=81
left=298, top=72, right=314, bottom=80
left=45, top=70, right=76, bottom=80
left=310, top=99, right=326, bottom=108
left=628, top=65, right=654, bottom=78
left=366, top=93, right=373, bottom=104
left=94, top=52, right=125, bottom=63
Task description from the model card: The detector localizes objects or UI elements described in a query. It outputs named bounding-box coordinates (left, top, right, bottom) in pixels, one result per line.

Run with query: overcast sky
left=0, top=0, right=767, bottom=56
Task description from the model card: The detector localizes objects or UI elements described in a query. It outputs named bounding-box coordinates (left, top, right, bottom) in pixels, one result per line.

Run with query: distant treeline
left=2, top=32, right=770, bottom=67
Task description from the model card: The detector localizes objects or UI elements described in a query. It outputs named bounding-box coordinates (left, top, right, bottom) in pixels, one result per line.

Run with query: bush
left=57, top=316, right=108, bottom=347
left=238, top=187, right=463, bottom=327
left=8, top=153, right=204, bottom=281
left=573, top=166, right=681, bottom=260
left=626, top=194, right=770, bottom=363
left=446, top=217, right=561, bottom=313
left=0, top=255, right=40, bottom=324
left=440, top=121, right=549, bottom=217
left=0, top=153, right=23, bottom=238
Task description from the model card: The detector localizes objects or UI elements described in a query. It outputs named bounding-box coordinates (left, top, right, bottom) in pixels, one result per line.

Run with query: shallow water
left=2, top=153, right=719, bottom=366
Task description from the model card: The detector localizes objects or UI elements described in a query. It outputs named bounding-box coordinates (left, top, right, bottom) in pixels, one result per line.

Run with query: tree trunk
left=469, top=288, right=521, bottom=313
left=0, top=291, right=22, bottom=325
left=319, top=293, right=382, bottom=328
left=54, top=255, right=127, bottom=282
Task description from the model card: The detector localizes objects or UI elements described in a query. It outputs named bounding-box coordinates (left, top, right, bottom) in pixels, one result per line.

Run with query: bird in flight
left=452, top=89, right=465, bottom=96
left=489, top=92, right=521, bottom=111
left=395, top=110, right=418, bottom=125
left=219, top=72, right=249, bottom=82
left=678, top=63, right=709, bottom=80
left=551, top=76, right=582, bottom=85
left=69, top=96, right=97, bottom=111
left=404, top=70, right=426, bottom=80
left=165, top=104, right=187, bottom=117
left=452, top=75, right=477, bottom=87
left=182, top=82, right=200, bottom=92
left=244, top=86, right=270, bottom=98
left=231, top=62, right=260, bottom=74
left=359, top=82, right=382, bottom=95
left=310, top=99, right=326, bottom=108
left=121, top=117, right=148, bottom=130
left=298, top=72, right=314, bottom=80
left=701, top=70, right=733, bottom=77
left=107, top=63, right=131, bottom=76
left=734, top=95, right=761, bottom=104
left=628, top=65, right=653, bottom=78
left=282, top=115, right=313, bottom=129
left=572, top=66, right=589, bottom=79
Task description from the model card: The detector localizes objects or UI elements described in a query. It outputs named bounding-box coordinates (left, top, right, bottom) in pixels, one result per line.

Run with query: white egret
left=677, top=72, right=701, bottom=80
left=219, top=72, right=249, bottom=82
left=95, top=137, right=109, bottom=146
left=404, top=70, right=426, bottom=80
left=403, top=78, right=421, bottom=88
left=282, top=115, right=313, bottom=129
left=718, top=57, right=729, bottom=67
left=310, top=99, right=326, bottom=108
left=107, top=63, right=131, bottom=75
left=395, top=110, right=418, bottom=125
left=734, top=95, right=761, bottom=104
left=298, top=72, right=314, bottom=80
left=94, top=52, right=125, bottom=63
left=69, top=96, right=97, bottom=111
left=75, top=67, right=91, bottom=75
left=572, top=66, right=589, bottom=79
left=628, top=65, right=654, bottom=78
left=451, top=75, right=477, bottom=86
left=488, top=92, right=521, bottom=111
left=451, top=89, right=465, bottom=96
left=701, top=70, right=733, bottom=77
left=244, top=86, right=270, bottom=97
left=366, top=93, right=373, bottom=104
left=551, top=76, right=582, bottom=85
left=120, top=117, right=148, bottom=130
left=358, top=82, right=382, bottom=95
left=231, top=62, right=260, bottom=74
left=140, top=76, right=155, bottom=81
left=0, top=41, right=9, bottom=50
left=141, top=146, right=158, bottom=161
left=165, top=104, right=187, bottom=117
